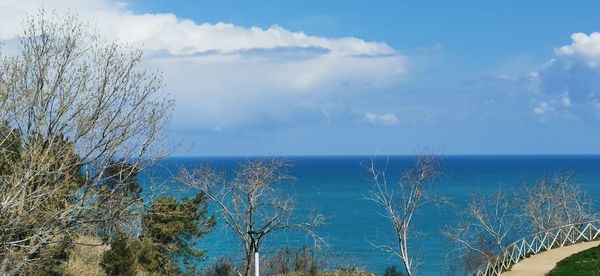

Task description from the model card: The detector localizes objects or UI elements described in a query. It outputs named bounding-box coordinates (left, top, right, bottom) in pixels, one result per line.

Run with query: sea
left=139, top=155, right=600, bottom=275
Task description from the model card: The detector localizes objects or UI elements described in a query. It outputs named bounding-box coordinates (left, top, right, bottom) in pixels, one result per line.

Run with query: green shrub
left=201, top=257, right=235, bottom=276
left=96, top=193, right=216, bottom=275
left=131, top=238, right=174, bottom=274
left=101, top=232, right=136, bottom=276
left=29, top=236, right=74, bottom=276
left=139, top=193, right=216, bottom=273
left=383, top=266, right=405, bottom=276
left=547, top=244, right=600, bottom=276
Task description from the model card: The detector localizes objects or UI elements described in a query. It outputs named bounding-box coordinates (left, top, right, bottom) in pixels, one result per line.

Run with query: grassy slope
left=547, top=244, right=600, bottom=276
left=65, top=236, right=108, bottom=276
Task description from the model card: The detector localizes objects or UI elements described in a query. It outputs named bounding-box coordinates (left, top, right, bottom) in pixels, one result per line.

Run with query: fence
left=471, top=220, right=600, bottom=276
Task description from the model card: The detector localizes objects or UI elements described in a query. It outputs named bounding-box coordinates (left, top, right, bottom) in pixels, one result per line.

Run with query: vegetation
left=22, top=191, right=217, bottom=276
left=365, top=154, right=440, bottom=276
left=137, top=194, right=216, bottom=273
left=4, top=8, right=597, bottom=276
left=0, top=8, right=396, bottom=275
left=444, top=172, right=598, bottom=272
left=64, top=236, right=108, bottom=276
left=101, top=232, right=136, bottom=276
left=0, top=9, right=171, bottom=256
left=547, top=244, right=600, bottom=276
left=383, top=266, right=404, bottom=276
left=197, top=244, right=373, bottom=276
left=279, top=272, right=373, bottom=276
left=178, top=158, right=325, bottom=276
left=0, top=9, right=222, bottom=275
left=264, top=245, right=323, bottom=275
left=27, top=236, right=73, bottom=276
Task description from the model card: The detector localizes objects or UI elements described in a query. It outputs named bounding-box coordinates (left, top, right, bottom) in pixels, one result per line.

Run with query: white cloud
left=0, top=0, right=408, bottom=131
left=555, top=32, right=600, bottom=68
left=533, top=102, right=551, bottom=115
left=559, top=93, right=571, bottom=107
left=364, top=112, right=398, bottom=126
left=530, top=32, right=600, bottom=122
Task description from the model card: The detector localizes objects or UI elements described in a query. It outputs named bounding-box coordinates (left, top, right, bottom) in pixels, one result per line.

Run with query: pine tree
left=138, top=193, right=216, bottom=273
left=101, top=232, right=136, bottom=276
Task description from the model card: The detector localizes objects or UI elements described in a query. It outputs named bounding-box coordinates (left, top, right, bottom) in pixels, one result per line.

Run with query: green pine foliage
left=139, top=193, right=216, bottom=273
left=204, top=257, right=234, bottom=276
left=101, top=232, right=136, bottom=276
left=1, top=123, right=213, bottom=275
left=383, top=266, right=405, bottom=276
left=95, top=160, right=143, bottom=240
left=99, top=193, right=216, bottom=275
left=103, top=161, right=142, bottom=198
left=0, top=122, right=21, bottom=176
left=131, top=238, right=172, bottom=274
left=28, top=236, right=74, bottom=276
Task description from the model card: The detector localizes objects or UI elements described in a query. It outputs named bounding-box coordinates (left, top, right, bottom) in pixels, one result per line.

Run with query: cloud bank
left=0, top=0, right=407, bottom=132
left=530, top=32, right=600, bottom=122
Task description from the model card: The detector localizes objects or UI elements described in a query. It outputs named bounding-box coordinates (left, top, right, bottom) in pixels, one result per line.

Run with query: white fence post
left=471, top=220, right=600, bottom=276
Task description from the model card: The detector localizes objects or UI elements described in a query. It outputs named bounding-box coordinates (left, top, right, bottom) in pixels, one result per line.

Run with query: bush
left=383, top=266, right=405, bottom=276
left=265, top=245, right=320, bottom=275
left=28, top=236, right=74, bottom=276
left=101, top=232, right=136, bottom=276
left=547, top=244, right=600, bottom=276
left=140, top=193, right=215, bottom=273
left=201, top=257, right=235, bottom=276
left=131, top=238, right=171, bottom=274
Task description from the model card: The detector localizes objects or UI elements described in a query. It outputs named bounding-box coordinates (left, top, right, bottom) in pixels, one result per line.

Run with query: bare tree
left=517, top=172, right=596, bottom=233
left=366, top=154, right=439, bottom=276
left=0, top=9, right=172, bottom=274
left=442, top=190, right=516, bottom=272
left=444, top=172, right=597, bottom=273
left=178, top=158, right=324, bottom=276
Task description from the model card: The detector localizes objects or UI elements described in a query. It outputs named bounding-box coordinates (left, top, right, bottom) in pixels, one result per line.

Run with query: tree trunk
left=244, top=252, right=253, bottom=276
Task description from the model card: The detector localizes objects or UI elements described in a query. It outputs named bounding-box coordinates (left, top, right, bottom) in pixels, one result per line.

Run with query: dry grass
left=62, top=236, right=371, bottom=276
left=63, top=235, right=156, bottom=276
left=64, top=236, right=108, bottom=276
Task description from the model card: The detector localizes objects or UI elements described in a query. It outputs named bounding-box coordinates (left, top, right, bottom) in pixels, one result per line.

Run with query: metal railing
left=471, top=220, right=600, bottom=276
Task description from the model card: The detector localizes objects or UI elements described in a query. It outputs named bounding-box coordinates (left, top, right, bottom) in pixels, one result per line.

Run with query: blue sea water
left=139, top=155, right=600, bottom=275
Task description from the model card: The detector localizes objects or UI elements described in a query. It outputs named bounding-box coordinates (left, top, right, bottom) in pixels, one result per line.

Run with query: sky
left=1, top=0, right=600, bottom=156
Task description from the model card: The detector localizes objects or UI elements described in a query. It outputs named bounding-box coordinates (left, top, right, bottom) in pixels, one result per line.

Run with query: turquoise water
left=140, top=155, right=600, bottom=274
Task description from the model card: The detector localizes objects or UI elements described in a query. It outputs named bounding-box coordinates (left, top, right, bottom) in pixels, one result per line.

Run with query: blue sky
left=3, top=1, right=600, bottom=155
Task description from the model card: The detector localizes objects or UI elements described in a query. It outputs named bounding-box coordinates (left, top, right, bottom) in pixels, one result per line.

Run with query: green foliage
left=139, top=193, right=216, bottom=273
left=98, top=193, right=216, bottom=275
left=383, top=266, right=405, bottom=276
left=26, top=133, right=84, bottom=191
left=131, top=238, right=173, bottom=274
left=0, top=126, right=214, bottom=274
left=0, top=122, right=21, bottom=176
left=28, top=236, right=74, bottom=276
left=0, top=125, right=84, bottom=272
left=103, top=161, right=142, bottom=198
left=201, top=257, right=235, bottom=276
left=95, top=161, right=143, bottom=240
left=547, top=244, right=600, bottom=276
left=101, top=232, right=136, bottom=276
left=213, top=261, right=234, bottom=276
left=0, top=124, right=84, bottom=198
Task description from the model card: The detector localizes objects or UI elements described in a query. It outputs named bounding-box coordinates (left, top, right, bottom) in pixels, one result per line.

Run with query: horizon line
left=166, top=153, right=600, bottom=158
